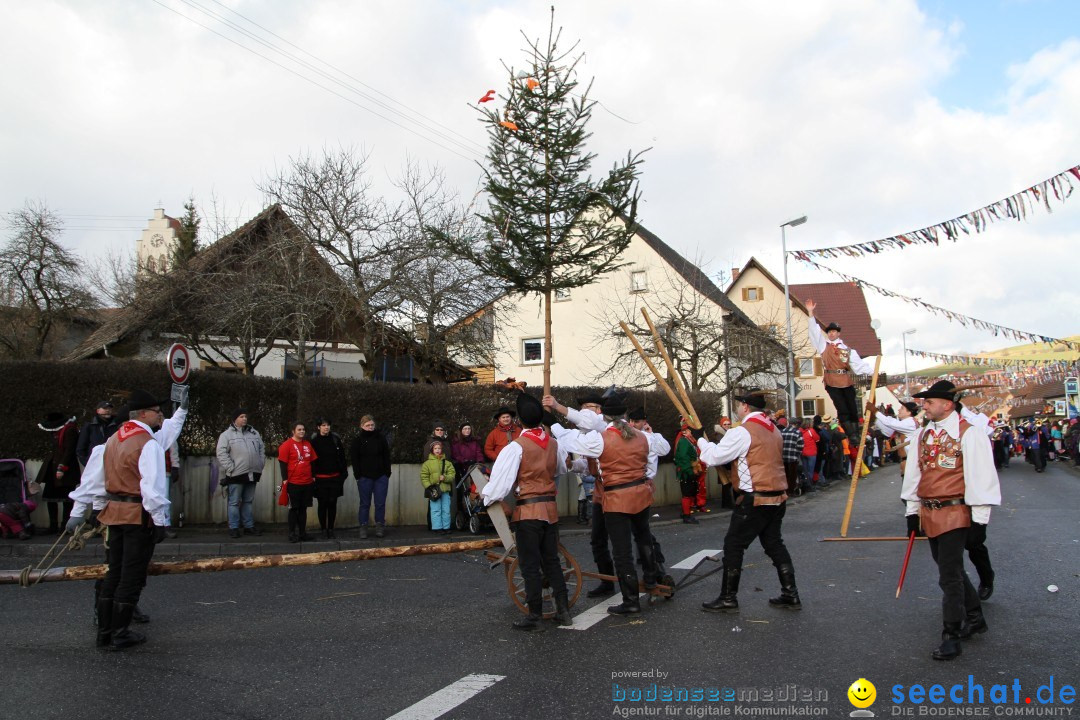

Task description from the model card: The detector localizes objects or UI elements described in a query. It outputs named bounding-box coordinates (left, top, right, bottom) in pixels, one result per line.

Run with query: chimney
left=731, top=268, right=741, bottom=282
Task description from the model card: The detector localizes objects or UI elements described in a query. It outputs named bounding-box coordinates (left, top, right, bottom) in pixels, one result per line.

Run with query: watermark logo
left=847, top=678, right=876, bottom=717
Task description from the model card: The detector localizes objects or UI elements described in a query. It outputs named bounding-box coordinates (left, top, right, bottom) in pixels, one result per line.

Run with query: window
left=630, top=270, right=648, bottom=293
left=554, top=288, right=571, bottom=302
left=741, top=286, right=764, bottom=302
left=798, top=357, right=822, bottom=377
left=801, top=399, right=817, bottom=417
left=522, top=337, right=544, bottom=364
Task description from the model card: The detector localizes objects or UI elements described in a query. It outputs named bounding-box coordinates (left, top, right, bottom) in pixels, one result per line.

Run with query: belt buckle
left=924, top=499, right=943, bottom=510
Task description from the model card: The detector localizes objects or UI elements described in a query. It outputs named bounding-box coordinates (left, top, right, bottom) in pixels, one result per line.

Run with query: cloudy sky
left=2, top=0, right=1079, bottom=375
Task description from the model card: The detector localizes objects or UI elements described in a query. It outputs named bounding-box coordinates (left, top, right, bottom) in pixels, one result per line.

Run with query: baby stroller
left=453, top=463, right=492, bottom=535
left=0, top=459, right=29, bottom=505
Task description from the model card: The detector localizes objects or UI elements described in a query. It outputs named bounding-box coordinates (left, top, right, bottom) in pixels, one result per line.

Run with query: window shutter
left=815, top=399, right=826, bottom=416
left=741, top=287, right=749, bottom=301
left=813, top=358, right=823, bottom=376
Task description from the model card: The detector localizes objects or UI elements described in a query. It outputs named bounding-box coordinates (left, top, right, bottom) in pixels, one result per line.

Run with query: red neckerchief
left=519, top=427, right=549, bottom=449
left=118, top=421, right=150, bottom=442
left=744, top=415, right=775, bottom=432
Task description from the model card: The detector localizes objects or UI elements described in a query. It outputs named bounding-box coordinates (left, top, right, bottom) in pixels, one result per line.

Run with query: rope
left=19, top=524, right=105, bottom=588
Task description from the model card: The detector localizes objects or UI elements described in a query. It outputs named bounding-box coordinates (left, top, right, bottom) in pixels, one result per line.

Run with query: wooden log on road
left=2, top=538, right=503, bottom=586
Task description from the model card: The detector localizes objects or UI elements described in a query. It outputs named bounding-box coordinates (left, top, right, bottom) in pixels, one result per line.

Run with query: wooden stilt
left=839, top=355, right=883, bottom=537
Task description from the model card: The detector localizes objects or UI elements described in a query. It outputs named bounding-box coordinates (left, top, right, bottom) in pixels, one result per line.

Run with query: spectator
left=425, top=421, right=450, bottom=457
left=484, top=406, right=521, bottom=461
left=421, top=440, right=455, bottom=534
left=35, top=412, right=80, bottom=534
left=1051, top=421, right=1064, bottom=459
left=1066, top=418, right=1080, bottom=466
left=278, top=422, right=316, bottom=543
left=215, top=408, right=265, bottom=539
left=309, top=418, right=348, bottom=539
left=351, top=415, right=392, bottom=539
left=799, top=418, right=819, bottom=491
left=778, top=415, right=804, bottom=495
left=0, top=499, right=37, bottom=540
left=76, top=400, right=120, bottom=468
left=450, top=422, right=485, bottom=525
left=813, top=415, right=831, bottom=486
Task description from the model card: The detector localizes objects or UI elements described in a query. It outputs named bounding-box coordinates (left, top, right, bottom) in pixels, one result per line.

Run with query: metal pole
left=782, top=225, right=796, bottom=417
left=903, top=333, right=909, bottom=392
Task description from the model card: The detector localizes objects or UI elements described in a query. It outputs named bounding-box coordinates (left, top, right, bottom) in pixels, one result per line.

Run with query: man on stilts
left=805, top=299, right=874, bottom=440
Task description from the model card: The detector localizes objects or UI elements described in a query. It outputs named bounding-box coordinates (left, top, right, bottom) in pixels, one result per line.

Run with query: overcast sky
left=2, top=0, right=1078, bottom=375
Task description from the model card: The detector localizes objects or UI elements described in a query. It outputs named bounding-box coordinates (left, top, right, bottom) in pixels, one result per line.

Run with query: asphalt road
left=3, top=458, right=1077, bottom=719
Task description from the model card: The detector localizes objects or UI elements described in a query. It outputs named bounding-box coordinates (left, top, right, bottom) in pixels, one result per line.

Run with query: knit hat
left=232, top=408, right=249, bottom=423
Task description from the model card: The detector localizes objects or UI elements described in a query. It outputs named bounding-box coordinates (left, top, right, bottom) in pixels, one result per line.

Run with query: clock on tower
left=150, top=233, right=165, bottom=247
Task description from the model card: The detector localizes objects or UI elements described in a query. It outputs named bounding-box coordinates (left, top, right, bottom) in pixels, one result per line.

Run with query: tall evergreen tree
left=442, top=11, right=645, bottom=393
left=172, top=196, right=201, bottom=267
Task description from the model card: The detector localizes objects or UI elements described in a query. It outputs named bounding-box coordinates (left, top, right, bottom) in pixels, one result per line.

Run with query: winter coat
left=484, top=424, right=521, bottom=461
left=215, top=424, right=266, bottom=482
left=450, top=436, right=486, bottom=466
left=310, top=431, right=349, bottom=496
left=350, top=428, right=391, bottom=480
left=420, top=453, right=456, bottom=493
left=38, top=421, right=81, bottom=499
left=76, top=415, right=121, bottom=467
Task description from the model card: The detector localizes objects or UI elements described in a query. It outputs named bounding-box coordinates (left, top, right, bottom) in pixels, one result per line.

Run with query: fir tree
left=173, top=196, right=201, bottom=267
left=443, top=11, right=645, bottom=393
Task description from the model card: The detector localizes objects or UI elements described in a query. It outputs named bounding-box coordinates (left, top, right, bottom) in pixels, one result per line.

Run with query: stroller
left=0, top=459, right=29, bottom=505
left=453, top=463, right=492, bottom=535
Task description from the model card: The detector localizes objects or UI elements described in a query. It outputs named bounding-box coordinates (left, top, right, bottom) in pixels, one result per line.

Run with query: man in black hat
left=903, top=380, right=1000, bottom=660
left=484, top=406, right=521, bottom=461
left=481, top=393, right=571, bottom=630
left=67, top=387, right=189, bottom=650
left=695, top=389, right=801, bottom=615
left=805, top=300, right=875, bottom=438
left=76, top=400, right=121, bottom=468
left=549, top=393, right=670, bottom=615
left=872, top=400, right=920, bottom=477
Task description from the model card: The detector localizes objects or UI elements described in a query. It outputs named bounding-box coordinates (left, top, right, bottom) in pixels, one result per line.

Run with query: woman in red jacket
left=799, top=419, right=819, bottom=488
left=278, top=422, right=317, bottom=543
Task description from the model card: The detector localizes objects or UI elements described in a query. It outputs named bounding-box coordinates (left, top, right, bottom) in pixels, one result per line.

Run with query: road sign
left=1065, top=377, right=1078, bottom=395
left=167, top=343, right=191, bottom=384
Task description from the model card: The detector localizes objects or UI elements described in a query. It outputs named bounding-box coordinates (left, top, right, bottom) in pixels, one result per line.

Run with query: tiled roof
left=789, top=281, right=882, bottom=357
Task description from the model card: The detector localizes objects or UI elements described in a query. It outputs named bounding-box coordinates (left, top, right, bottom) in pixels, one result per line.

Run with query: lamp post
left=781, top=215, right=808, bottom=417
left=902, top=328, right=917, bottom=394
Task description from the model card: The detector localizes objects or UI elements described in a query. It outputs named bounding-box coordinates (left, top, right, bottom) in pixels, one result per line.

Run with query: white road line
left=386, top=673, right=506, bottom=720
left=559, top=593, right=624, bottom=631
left=670, top=549, right=722, bottom=570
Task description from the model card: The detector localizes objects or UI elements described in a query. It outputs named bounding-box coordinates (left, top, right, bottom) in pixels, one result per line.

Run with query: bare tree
left=86, top=246, right=138, bottom=308
left=0, top=201, right=97, bottom=358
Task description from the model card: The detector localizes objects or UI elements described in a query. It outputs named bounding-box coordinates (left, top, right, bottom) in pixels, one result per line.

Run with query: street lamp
left=781, top=215, right=808, bottom=417
left=902, top=328, right=917, bottom=394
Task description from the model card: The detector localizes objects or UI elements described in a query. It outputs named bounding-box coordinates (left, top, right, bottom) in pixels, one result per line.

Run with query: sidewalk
left=0, top=478, right=845, bottom=561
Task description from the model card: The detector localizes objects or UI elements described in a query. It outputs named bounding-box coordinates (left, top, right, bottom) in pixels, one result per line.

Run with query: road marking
left=386, top=673, right=506, bottom=720
left=559, top=593, right=624, bottom=631
left=671, top=549, right=722, bottom=570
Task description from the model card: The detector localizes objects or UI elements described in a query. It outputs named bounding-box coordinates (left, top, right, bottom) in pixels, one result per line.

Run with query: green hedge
left=3, top=360, right=728, bottom=463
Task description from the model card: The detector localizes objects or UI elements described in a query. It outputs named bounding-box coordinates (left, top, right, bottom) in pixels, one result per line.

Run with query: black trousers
left=605, top=508, right=658, bottom=593
left=965, top=522, right=994, bottom=587
left=515, top=519, right=566, bottom=614
left=928, top=527, right=981, bottom=624
left=100, top=524, right=155, bottom=606
left=590, top=500, right=613, bottom=576
left=287, top=484, right=315, bottom=534
left=722, top=499, right=793, bottom=571
left=825, top=385, right=859, bottom=425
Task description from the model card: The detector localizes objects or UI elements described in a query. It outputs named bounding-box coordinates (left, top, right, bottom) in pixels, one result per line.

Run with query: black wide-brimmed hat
left=576, top=392, right=604, bottom=407
left=516, top=393, right=544, bottom=428
left=912, top=380, right=960, bottom=403
left=128, top=389, right=169, bottom=412
left=38, top=412, right=75, bottom=432
left=734, top=388, right=769, bottom=410
left=492, top=405, right=516, bottom=420
left=601, top=392, right=628, bottom=418
left=628, top=407, right=647, bottom=422
left=824, top=322, right=841, bottom=332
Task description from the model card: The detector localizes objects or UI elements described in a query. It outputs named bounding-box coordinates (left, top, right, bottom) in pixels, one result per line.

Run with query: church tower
left=136, top=208, right=181, bottom=276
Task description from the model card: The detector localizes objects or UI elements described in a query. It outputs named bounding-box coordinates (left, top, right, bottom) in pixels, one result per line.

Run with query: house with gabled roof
left=66, top=204, right=474, bottom=384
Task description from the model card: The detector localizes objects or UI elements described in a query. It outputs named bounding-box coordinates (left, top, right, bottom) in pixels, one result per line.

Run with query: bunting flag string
left=788, top=164, right=1080, bottom=260
left=797, top=257, right=1078, bottom=349
left=906, top=349, right=1080, bottom=367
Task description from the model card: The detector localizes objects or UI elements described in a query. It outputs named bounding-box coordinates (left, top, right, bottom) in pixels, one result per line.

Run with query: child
left=421, top=441, right=456, bottom=534
left=0, top=499, right=37, bottom=540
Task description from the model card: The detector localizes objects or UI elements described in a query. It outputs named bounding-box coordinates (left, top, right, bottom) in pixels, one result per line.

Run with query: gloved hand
left=65, top=515, right=87, bottom=534
left=906, top=513, right=921, bottom=536
left=88, top=509, right=100, bottom=528
left=174, top=384, right=190, bottom=411
left=690, top=427, right=705, bottom=441
left=153, top=525, right=167, bottom=544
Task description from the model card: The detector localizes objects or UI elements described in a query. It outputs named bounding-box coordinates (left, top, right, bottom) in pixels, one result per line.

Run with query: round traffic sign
left=167, top=343, right=191, bottom=384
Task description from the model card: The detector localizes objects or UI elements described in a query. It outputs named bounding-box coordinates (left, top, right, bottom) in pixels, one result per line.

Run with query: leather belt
left=736, top=489, right=787, bottom=499
left=824, top=369, right=851, bottom=374
left=604, top=478, right=649, bottom=491
left=106, top=493, right=142, bottom=503
left=921, top=497, right=965, bottom=509
left=517, top=495, right=556, bottom=505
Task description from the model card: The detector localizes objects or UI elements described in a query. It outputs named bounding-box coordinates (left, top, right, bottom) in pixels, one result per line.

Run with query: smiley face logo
left=848, top=678, right=876, bottom=709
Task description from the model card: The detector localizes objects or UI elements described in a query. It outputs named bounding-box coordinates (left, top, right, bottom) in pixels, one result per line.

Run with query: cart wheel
left=455, top=512, right=467, bottom=531
left=661, top=574, right=676, bottom=600
left=506, top=543, right=582, bottom=618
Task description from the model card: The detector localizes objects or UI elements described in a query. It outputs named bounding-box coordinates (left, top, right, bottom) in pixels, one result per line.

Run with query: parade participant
left=674, top=418, right=704, bottom=523
left=696, top=389, right=801, bottom=614
left=872, top=401, right=919, bottom=476
left=76, top=400, right=120, bottom=468
left=36, top=412, right=80, bottom=534
left=804, top=300, right=875, bottom=438
left=549, top=393, right=669, bottom=615
left=481, top=393, right=571, bottom=630
left=278, top=422, right=316, bottom=543
left=628, top=408, right=670, bottom=484
left=484, top=406, right=521, bottom=461
left=902, top=380, right=1000, bottom=660
left=66, top=388, right=188, bottom=649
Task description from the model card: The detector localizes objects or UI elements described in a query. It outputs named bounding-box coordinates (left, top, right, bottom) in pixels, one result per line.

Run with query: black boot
left=702, top=566, right=740, bottom=613
left=298, top=514, right=313, bottom=542
left=554, top=593, right=573, bottom=627
left=132, top=605, right=150, bottom=624
left=111, top=602, right=147, bottom=650
left=96, top=597, right=113, bottom=647
left=513, top=602, right=544, bottom=631
left=607, top=574, right=641, bottom=615
left=768, top=563, right=802, bottom=610
left=576, top=500, right=587, bottom=525
left=587, top=560, right=615, bottom=598
left=958, top=608, right=988, bottom=639
left=932, top=622, right=963, bottom=661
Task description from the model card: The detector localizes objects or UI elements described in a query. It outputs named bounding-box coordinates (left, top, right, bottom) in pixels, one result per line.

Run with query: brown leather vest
left=587, top=457, right=603, bottom=504
left=97, top=422, right=153, bottom=526
left=916, top=419, right=972, bottom=538
left=743, top=418, right=789, bottom=506
left=822, top=342, right=854, bottom=388
left=599, top=428, right=651, bottom=515
left=511, top=435, right=559, bottom=524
